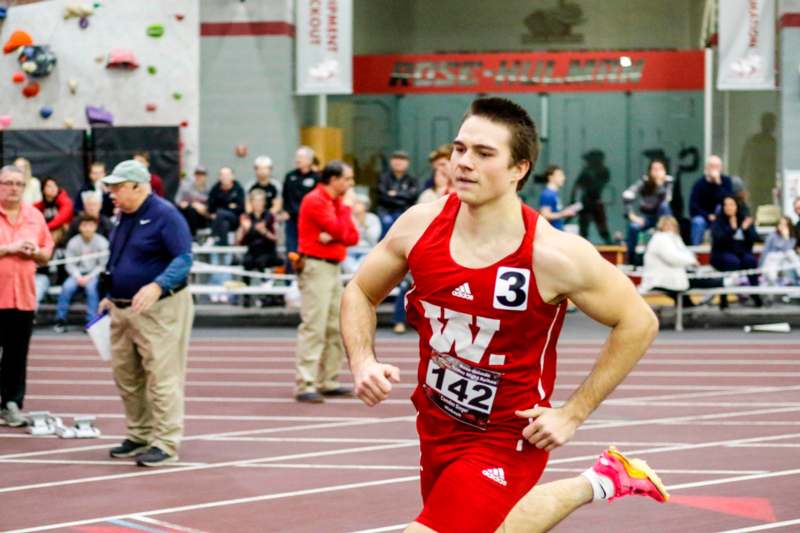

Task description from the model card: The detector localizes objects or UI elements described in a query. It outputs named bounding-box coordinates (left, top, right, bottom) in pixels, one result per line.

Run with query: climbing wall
left=0, top=0, right=199, bottom=173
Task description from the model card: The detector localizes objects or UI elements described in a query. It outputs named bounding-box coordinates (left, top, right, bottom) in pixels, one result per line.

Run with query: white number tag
left=423, top=352, right=501, bottom=430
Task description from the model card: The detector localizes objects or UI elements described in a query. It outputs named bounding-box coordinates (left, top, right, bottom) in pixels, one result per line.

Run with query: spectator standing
left=247, top=156, right=282, bottom=214
left=760, top=216, right=800, bottom=286
left=689, top=155, right=733, bottom=245
left=99, top=160, right=194, bottom=467
left=175, top=165, right=210, bottom=238
left=0, top=165, right=54, bottom=426
left=571, top=149, right=612, bottom=244
left=35, top=176, right=74, bottom=246
left=54, top=216, right=109, bottom=332
left=74, top=161, right=114, bottom=217
left=295, top=161, right=358, bottom=403
left=15, top=157, right=41, bottom=206
left=539, top=165, right=578, bottom=231
left=377, top=150, right=419, bottom=236
left=711, top=196, right=761, bottom=308
left=67, top=191, right=113, bottom=239
left=283, top=146, right=319, bottom=258
left=132, top=151, right=165, bottom=198
left=622, top=159, right=674, bottom=264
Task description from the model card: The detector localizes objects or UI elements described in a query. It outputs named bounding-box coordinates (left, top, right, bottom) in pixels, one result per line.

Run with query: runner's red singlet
left=405, top=193, right=567, bottom=532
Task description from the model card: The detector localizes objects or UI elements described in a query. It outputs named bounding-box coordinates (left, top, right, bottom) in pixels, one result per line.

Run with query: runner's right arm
left=341, top=199, right=446, bottom=406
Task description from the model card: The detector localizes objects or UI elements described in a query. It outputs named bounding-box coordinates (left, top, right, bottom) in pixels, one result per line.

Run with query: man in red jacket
left=295, top=161, right=358, bottom=403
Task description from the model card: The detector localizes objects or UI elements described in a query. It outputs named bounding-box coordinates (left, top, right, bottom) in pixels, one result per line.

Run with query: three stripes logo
left=452, top=282, right=474, bottom=300
left=482, top=467, right=507, bottom=486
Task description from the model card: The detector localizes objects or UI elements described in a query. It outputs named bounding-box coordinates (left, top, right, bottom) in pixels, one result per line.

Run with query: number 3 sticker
left=493, top=267, right=530, bottom=311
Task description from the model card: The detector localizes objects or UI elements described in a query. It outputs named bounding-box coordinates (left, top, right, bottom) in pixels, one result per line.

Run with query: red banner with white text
left=353, top=50, right=704, bottom=94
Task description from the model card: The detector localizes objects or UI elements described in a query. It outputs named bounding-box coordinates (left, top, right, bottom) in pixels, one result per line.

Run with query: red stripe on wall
left=779, top=13, right=800, bottom=27
left=200, top=21, right=295, bottom=37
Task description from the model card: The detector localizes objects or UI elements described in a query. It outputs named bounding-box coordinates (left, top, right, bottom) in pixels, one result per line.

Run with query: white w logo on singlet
left=421, top=300, right=500, bottom=364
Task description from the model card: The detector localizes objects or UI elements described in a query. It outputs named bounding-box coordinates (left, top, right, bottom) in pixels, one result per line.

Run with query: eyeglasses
left=0, top=181, right=25, bottom=188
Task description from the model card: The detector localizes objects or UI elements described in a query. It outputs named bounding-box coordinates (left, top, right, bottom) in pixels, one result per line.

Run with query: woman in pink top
left=0, top=164, right=53, bottom=426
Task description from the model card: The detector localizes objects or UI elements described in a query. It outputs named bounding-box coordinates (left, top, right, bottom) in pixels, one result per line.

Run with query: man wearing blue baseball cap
left=99, top=159, right=194, bottom=467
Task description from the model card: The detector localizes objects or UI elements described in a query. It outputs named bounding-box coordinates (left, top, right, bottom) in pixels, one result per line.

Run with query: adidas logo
left=482, top=467, right=507, bottom=486
left=452, top=282, right=474, bottom=300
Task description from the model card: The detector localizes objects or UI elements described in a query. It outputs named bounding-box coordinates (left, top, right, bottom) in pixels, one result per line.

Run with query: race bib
left=423, top=351, right=501, bottom=430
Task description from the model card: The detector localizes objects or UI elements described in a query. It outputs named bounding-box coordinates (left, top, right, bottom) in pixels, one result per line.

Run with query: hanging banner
left=296, top=0, right=353, bottom=95
left=718, top=0, right=776, bottom=90
left=353, top=50, right=705, bottom=94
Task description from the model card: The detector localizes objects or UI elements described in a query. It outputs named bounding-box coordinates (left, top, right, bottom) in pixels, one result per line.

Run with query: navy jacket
left=689, top=175, right=732, bottom=220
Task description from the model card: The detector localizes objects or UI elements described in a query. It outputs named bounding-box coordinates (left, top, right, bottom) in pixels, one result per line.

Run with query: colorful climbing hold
left=106, top=48, right=139, bottom=70
left=22, top=82, right=40, bottom=98
left=3, top=30, right=34, bottom=55
left=39, top=106, right=53, bottom=119
left=146, top=25, right=164, bottom=38
left=235, top=145, right=248, bottom=158
left=93, top=2, right=101, bottom=8
left=172, top=92, right=182, bottom=101
left=180, top=120, right=189, bottom=128
left=175, top=13, right=185, bottom=21
left=12, top=71, right=25, bottom=84
left=68, top=79, right=78, bottom=94
left=0, top=7, right=7, bottom=20
left=64, top=4, right=93, bottom=19
left=145, top=103, right=157, bottom=112
left=79, top=16, right=90, bottom=29
left=0, top=116, right=12, bottom=129
left=64, top=117, right=75, bottom=129
left=17, top=45, right=57, bottom=78
left=147, top=65, right=157, bottom=75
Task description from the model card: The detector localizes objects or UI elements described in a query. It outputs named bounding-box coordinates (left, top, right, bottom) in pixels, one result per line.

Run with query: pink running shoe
left=592, top=446, right=669, bottom=503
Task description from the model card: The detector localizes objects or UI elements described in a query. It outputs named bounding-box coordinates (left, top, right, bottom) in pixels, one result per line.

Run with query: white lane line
left=3, top=475, right=421, bottom=533
left=717, top=518, right=800, bottom=533
left=23, top=394, right=411, bottom=405
left=607, top=385, right=800, bottom=403
left=132, top=516, right=210, bottom=533
left=0, top=416, right=414, bottom=460
left=581, top=406, right=800, bottom=431
left=204, top=437, right=417, bottom=444
left=605, top=401, right=800, bottom=408
left=0, top=458, right=206, bottom=467
left=0, top=442, right=420, bottom=496
left=725, top=443, right=800, bottom=448
left=237, top=463, right=419, bottom=471
left=668, top=468, right=800, bottom=491
left=349, top=525, right=408, bottom=533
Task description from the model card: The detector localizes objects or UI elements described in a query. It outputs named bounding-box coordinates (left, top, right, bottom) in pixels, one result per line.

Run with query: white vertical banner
left=296, top=0, right=353, bottom=95
left=718, top=0, right=776, bottom=90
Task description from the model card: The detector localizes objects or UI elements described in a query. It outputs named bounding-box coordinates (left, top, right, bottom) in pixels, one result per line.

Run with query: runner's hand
left=515, top=406, right=580, bottom=452
left=352, top=359, right=400, bottom=407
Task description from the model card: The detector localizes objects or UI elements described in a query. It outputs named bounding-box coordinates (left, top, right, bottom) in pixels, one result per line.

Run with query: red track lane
left=1, top=335, right=798, bottom=532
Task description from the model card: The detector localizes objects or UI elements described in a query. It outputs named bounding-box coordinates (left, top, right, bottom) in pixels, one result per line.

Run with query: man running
left=341, top=97, right=667, bottom=533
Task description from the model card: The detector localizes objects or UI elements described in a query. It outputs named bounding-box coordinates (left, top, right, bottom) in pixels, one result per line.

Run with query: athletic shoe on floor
left=109, top=439, right=149, bottom=458
left=392, top=323, right=406, bottom=334
left=1, top=402, right=26, bottom=427
left=295, top=391, right=325, bottom=403
left=136, top=447, right=178, bottom=467
left=53, top=321, right=67, bottom=333
left=320, top=387, right=353, bottom=398
left=591, top=446, right=669, bottom=503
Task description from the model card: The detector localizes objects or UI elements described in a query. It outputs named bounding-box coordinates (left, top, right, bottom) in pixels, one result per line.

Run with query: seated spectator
left=689, top=155, right=732, bottom=245
left=35, top=176, right=74, bottom=246
left=208, top=167, right=245, bottom=245
left=132, top=151, right=165, bottom=197
left=377, top=150, right=419, bottom=236
left=342, top=192, right=381, bottom=274
left=418, top=145, right=453, bottom=203
left=711, top=196, right=761, bottom=308
left=538, top=165, right=578, bottom=231
left=15, top=157, right=41, bottom=205
left=237, top=189, right=282, bottom=272
left=67, top=191, right=113, bottom=239
left=73, top=161, right=114, bottom=217
left=247, top=155, right=282, bottom=214
left=175, top=165, right=210, bottom=237
left=794, top=197, right=800, bottom=240
left=54, top=216, right=109, bottom=332
left=760, top=216, right=800, bottom=286
left=622, top=159, right=673, bottom=264
left=641, top=216, right=727, bottom=306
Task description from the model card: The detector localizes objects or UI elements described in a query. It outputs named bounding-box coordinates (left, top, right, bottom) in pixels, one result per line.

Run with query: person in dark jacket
left=689, top=155, right=732, bottom=245
left=237, top=189, right=281, bottom=272
left=34, top=176, right=74, bottom=247
left=711, top=195, right=761, bottom=308
left=622, top=159, right=673, bottom=264
left=207, top=167, right=245, bottom=245
left=570, top=149, right=612, bottom=244
left=73, top=161, right=115, bottom=217
left=282, top=146, right=319, bottom=256
left=377, top=150, right=419, bottom=236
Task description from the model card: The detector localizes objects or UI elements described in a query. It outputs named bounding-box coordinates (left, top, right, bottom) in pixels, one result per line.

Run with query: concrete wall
left=0, top=0, right=199, bottom=171
left=354, top=0, right=705, bottom=54
left=199, top=0, right=303, bottom=186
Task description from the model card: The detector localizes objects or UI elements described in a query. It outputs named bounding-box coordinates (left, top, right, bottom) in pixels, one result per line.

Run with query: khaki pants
left=295, top=258, right=346, bottom=395
left=110, top=289, right=194, bottom=455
